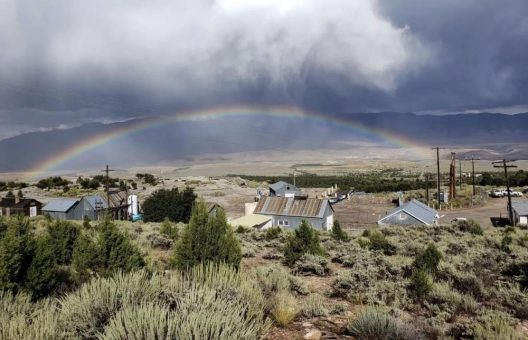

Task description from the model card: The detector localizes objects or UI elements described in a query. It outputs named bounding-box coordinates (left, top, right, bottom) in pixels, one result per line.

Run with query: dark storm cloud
left=0, top=0, right=527, bottom=139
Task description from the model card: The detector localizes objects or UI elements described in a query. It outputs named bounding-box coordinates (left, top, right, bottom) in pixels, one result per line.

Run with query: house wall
left=43, top=211, right=69, bottom=220
left=378, top=211, right=425, bottom=226
left=72, top=199, right=101, bottom=220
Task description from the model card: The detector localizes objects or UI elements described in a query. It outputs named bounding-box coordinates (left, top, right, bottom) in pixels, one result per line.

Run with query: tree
left=414, top=244, right=442, bottom=274
left=5, top=190, right=14, bottom=199
left=25, top=235, right=63, bottom=299
left=47, top=220, right=80, bottom=265
left=17, top=190, right=24, bottom=199
left=330, top=220, right=349, bottom=242
left=173, top=200, right=241, bottom=269
left=0, top=217, right=34, bottom=293
left=142, top=187, right=197, bottom=223
left=72, top=232, right=102, bottom=282
left=283, top=220, right=324, bottom=267
left=160, top=218, right=178, bottom=241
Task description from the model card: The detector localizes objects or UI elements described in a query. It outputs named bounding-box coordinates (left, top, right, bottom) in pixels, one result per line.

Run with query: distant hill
left=0, top=112, right=526, bottom=172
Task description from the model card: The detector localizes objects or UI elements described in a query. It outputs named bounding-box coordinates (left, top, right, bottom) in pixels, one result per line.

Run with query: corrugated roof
left=380, top=199, right=438, bottom=225
left=108, top=191, right=128, bottom=208
left=83, top=195, right=108, bottom=209
left=42, top=199, right=79, bottom=212
left=0, top=198, right=41, bottom=209
left=512, top=200, right=528, bottom=216
left=230, top=214, right=272, bottom=228
left=254, top=196, right=330, bottom=218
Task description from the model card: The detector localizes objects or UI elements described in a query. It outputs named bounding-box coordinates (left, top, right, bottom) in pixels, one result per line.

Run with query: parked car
left=489, top=190, right=504, bottom=198
left=451, top=217, right=467, bottom=223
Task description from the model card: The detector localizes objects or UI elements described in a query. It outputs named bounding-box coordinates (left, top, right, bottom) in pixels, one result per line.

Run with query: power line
left=492, top=159, right=517, bottom=225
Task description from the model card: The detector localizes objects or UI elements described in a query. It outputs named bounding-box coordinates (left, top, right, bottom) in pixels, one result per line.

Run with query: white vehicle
left=451, top=217, right=467, bottom=223
left=489, top=190, right=503, bottom=198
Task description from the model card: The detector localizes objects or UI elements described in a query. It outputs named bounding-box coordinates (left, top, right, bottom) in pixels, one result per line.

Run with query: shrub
left=408, top=270, right=433, bottom=300
left=265, top=227, right=282, bottom=240
left=25, top=235, right=65, bottom=299
left=235, top=225, right=247, bottom=234
left=98, top=220, right=145, bottom=274
left=47, top=220, right=80, bottom=265
left=72, top=231, right=103, bottom=281
left=0, top=217, right=34, bottom=293
left=293, top=253, right=330, bottom=276
left=302, top=294, right=328, bottom=317
left=473, top=309, right=522, bottom=340
left=331, top=220, right=349, bottom=242
left=456, top=219, right=483, bottom=235
left=160, top=218, right=178, bottom=241
left=368, top=231, right=396, bottom=255
left=173, top=200, right=241, bottom=269
left=331, top=302, right=348, bottom=315
left=283, top=220, right=324, bottom=267
left=414, top=244, right=442, bottom=274
left=271, top=291, right=297, bottom=327
left=346, top=307, right=424, bottom=340
left=142, top=187, right=196, bottom=223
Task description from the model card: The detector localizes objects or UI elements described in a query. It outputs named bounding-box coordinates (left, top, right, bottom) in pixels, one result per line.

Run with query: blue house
left=378, top=199, right=439, bottom=226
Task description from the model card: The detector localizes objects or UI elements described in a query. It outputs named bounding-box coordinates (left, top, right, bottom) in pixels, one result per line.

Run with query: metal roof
left=380, top=199, right=438, bottom=225
left=254, top=196, right=331, bottom=218
left=269, top=181, right=300, bottom=193
left=107, top=191, right=128, bottom=208
left=230, top=214, right=272, bottom=228
left=512, top=200, right=528, bottom=216
left=82, top=195, right=108, bottom=209
left=42, top=199, right=79, bottom=213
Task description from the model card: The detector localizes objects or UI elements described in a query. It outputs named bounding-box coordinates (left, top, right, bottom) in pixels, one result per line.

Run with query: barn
left=378, top=199, right=439, bottom=226
left=74, top=195, right=107, bottom=220
left=42, top=199, right=80, bottom=220
left=253, top=196, right=334, bottom=230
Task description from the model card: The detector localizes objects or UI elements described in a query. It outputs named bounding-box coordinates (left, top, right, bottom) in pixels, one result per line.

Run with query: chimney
left=15, top=195, right=20, bottom=204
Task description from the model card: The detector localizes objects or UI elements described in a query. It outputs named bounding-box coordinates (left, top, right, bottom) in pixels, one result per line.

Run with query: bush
left=368, top=231, right=396, bottom=255
left=142, top=187, right=196, bottom=223
left=265, top=227, right=282, bottom=240
left=414, top=244, right=442, bottom=274
left=173, top=200, right=241, bottom=269
left=25, top=235, right=65, bottom=299
left=271, top=291, right=297, bottom=327
left=283, top=220, right=324, bottom=267
left=160, top=218, right=178, bottom=241
left=473, top=309, right=523, bottom=340
left=331, top=220, right=349, bottom=242
left=47, top=220, right=80, bottom=265
left=346, top=307, right=424, bottom=340
left=408, top=270, right=433, bottom=300
left=302, top=294, right=328, bottom=317
left=456, top=219, right=483, bottom=235
left=293, top=253, right=330, bottom=276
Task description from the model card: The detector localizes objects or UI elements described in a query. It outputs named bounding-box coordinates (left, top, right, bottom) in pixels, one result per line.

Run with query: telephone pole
left=459, top=158, right=462, bottom=191
left=493, top=160, right=517, bottom=225
left=425, top=173, right=430, bottom=204
left=101, top=164, right=115, bottom=214
left=432, top=147, right=444, bottom=208
left=466, top=156, right=480, bottom=196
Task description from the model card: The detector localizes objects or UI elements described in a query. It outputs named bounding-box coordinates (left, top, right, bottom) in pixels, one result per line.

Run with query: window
left=278, top=220, right=289, bottom=227
left=283, top=220, right=289, bottom=226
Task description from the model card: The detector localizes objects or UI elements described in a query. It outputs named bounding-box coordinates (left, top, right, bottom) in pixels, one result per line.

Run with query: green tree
left=283, top=220, right=324, bottom=267
left=408, top=270, right=433, bottom=300
left=47, top=220, right=80, bottom=265
left=98, top=220, right=145, bottom=274
left=160, top=218, right=178, bottom=241
left=5, top=190, right=15, bottom=199
left=330, top=220, right=349, bottom=242
left=72, top=231, right=102, bottom=281
left=173, top=200, right=241, bottom=269
left=25, top=235, right=63, bottom=299
left=0, top=217, right=34, bottom=293
left=142, top=187, right=197, bottom=223
left=414, top=244, right=442, bottom=274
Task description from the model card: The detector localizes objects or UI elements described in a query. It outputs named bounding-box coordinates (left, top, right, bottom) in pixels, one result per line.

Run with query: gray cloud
left=0, top=0, right=527, bottom=139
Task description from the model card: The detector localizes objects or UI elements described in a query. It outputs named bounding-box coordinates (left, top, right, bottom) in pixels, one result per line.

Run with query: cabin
left=512, top=200, right=528, bottom=226
left=42, top=199, right=80, bottom=220
left=107, top=191, right=130, bottom=220
left=74, top=195, right=107, bottom=220
left=253, top=196, right=334, bottom=230
left=0, top=196, right=42, bottom=217
left=269, top=181, right=301, bottom=198
left=378, top=199, right=439, bottom=226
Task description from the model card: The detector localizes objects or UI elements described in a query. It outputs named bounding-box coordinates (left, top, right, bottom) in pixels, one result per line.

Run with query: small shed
left=0, top=197, right=42, bottom=217
left=42, top=199, right=80, bottom=220
left=512, top=200, right=528, bottom=226
left=107, top=191, right=130, bottom=220
left=378, top=199, right=439, bottom=226
left=254, top=196, right=334, bottom=230
left=269, top=181, right=301, bottom=198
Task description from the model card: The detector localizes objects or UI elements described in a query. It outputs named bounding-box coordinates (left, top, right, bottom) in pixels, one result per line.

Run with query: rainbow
left=24, top=105, right=432, bottom=180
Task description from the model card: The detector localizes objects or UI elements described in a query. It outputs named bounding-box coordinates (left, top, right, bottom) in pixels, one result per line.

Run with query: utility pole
left=493, top=160, right=517, bottom=225
left=425, top=173, right=430, bottom=204
left=293, top=171, right=296, bottom=187
left=101, top=165, right=115, bottom=216
left=449, top=152, right=456, bottom=200
left=432, top=147, right=443, bottom=208
left=466, top=156, right=480, bottom=196
left=459, top=158, right=462, bottom=191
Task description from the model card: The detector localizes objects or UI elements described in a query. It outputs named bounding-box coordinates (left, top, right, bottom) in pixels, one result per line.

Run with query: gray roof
left=42, top=199, right=79, bottom=212
left=269, top=181, right=299, bottom=192
left=82, top=195, right=108, bottom=209
left=380, top=199, right=438, bottom=225
left=512, top=200, right=528, bottom=216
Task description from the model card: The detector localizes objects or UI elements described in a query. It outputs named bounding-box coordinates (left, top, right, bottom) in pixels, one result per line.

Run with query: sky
left=0, top=0, right=527, bottom=140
